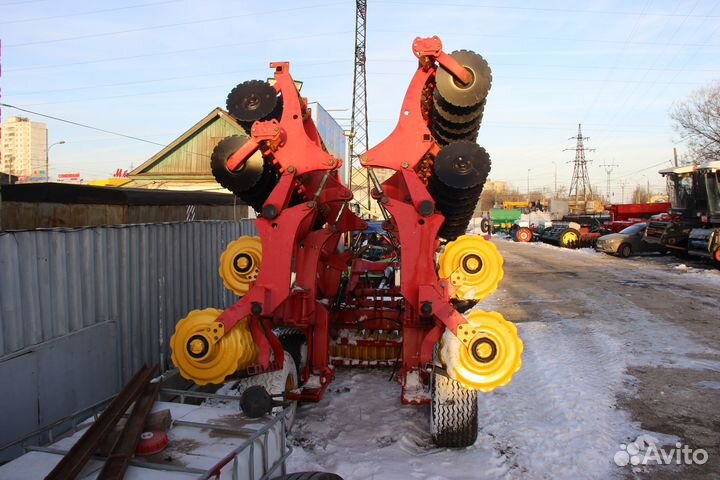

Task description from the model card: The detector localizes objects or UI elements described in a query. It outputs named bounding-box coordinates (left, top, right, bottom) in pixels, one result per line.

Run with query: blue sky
left=1, top=0, right=718, bottom=200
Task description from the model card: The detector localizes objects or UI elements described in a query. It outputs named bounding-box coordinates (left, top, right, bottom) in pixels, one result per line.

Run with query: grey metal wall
left=0, top=219, right=256, bottom=456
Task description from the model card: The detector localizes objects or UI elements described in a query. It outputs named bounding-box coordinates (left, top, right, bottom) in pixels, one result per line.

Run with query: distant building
left=125, top=106, right=347, bottom=208
left=484, top=180, right=507, bottom=194
left=125, top=108, right=243, bottom=192
left=0, top=116, right=48, bottom=179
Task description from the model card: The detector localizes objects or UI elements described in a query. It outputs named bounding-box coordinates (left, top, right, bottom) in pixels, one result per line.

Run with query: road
left=287, top=239, right=720, bottom=480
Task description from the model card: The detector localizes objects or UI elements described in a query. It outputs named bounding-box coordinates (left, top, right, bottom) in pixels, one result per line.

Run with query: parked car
left=595, top=222, right=662, bottom=257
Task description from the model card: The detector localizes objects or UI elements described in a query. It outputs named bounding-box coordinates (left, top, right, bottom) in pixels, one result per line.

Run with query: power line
left=5, top=32, right=352, bottom=73
left=0, top=0, right=179, bottom=25
left=369, top=26, right=719, bottom=48
left=0, top=0, right=47, bottom=6
left=581, top=0, right=653, bottom=121
left=9, top=60, right=352, bottom=96
left=0, top=103, right=165, bottom=146
left=373, top=1, right=720, bottom=18
left=4, top=3, right=345, bottom=48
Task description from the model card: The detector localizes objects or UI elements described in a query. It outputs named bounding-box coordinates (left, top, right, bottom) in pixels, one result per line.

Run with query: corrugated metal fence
left=0, top=220, right=256, bottom=457
left=0, top=219, right=256, bottom=374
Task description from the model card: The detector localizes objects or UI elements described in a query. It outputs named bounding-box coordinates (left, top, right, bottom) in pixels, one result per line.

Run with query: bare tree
left=670, top=81, right=720, bottom=162
left=632, top=185, right=649, bottom=204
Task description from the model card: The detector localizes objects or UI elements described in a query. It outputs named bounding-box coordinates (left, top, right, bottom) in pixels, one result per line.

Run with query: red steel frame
left=213, top=36, right=473, bottom=404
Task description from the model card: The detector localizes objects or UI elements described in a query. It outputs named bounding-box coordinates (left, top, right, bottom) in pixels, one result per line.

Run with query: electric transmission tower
left=349, top=0, right=371, bottom=214
left=565, top=123, right=595, bottom=211
left=598, top=160, right=618, bottom=202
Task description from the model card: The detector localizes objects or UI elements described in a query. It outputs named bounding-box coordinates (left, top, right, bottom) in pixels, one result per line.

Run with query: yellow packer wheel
left=219, top=236, right=262, bottom=296
left=438, top=235, right=504, bottom=301
left=170, top=308, right=258, bottom=385
left=441, top=310, right=523, bottom=392
left=560, top=228, right=580, bottom=248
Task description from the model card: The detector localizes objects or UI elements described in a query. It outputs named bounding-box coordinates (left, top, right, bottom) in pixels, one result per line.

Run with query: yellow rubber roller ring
left=219, top=236, right=262, bottom=296
left=170, top=308, right=258, bottom=385
left=438, top=235, right=504, bottom=301
left=441, top=310, right=523, bottom=392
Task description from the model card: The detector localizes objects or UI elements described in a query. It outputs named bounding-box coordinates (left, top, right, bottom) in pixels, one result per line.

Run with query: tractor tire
left=515, top=227, right=532, bottom=243
left=236, top=352, right=298, bottom=430
left=276, top=473, right=344, bottom=480
left=480, top=217, right=491, bottom=235
left=274, top=327, right=307, bottom=381
left=619, top=243, right=632, bottom=258
left=430, top=369, right=478, bottom=448
left=559, top=228, right=581, bottom=249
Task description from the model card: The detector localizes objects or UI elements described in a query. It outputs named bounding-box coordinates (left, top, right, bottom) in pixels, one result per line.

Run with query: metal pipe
left=312, top=170, right=332, bottom=202
left=27, top=446, right=207, bottom=475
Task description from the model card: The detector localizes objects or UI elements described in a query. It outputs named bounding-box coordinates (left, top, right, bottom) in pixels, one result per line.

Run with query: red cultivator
left=171, top=36, right=523, bottom=447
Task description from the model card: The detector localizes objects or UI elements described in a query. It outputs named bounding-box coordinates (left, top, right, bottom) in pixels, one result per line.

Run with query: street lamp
left=47, top=141, right=66, bottom=182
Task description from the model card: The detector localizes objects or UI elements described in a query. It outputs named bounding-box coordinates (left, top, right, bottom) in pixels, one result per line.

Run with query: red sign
left=58, top=172, right=81, bottom=179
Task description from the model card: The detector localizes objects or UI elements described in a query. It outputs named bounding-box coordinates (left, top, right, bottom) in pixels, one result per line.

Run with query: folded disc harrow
left=170, top=36, right=522, bottom=448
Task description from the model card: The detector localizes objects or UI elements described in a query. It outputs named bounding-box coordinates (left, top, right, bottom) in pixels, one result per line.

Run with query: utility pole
left=526, top=168, right=531, bottom=201
left=598, top=160, right=618, bottom=202
left=349, top=0, right=371, bottom=215
left=619, top=181, right=627, bottom=204
left=551, top=161, right=558, bottom=198
left=673, top=147, right=679, bottom=167
left=564, top=124, right=595, bottom=213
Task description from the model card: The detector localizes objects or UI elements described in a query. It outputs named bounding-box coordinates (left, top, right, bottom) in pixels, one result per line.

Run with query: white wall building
left=0, top=116, right=48, bottom=179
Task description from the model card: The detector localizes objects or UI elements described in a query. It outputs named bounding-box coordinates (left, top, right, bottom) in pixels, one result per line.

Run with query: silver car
left=595, top=223, right=662, bottom=257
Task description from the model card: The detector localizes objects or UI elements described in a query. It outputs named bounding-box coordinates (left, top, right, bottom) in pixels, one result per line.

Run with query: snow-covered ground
left=285, top=240, right=720, bottom=479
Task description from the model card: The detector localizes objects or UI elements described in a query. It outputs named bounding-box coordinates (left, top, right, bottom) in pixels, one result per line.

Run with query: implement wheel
left=430, top=369, right=478, bottom=448
left=236, top=352, right=298, bottom=430
left=559, top=228, right=580, bottom=248
left=515, top=227, right=532, bottom=243
left=438, top=235, right=504, bottom=302
left=170, top=309, right=257, bottom=385
left=219, top=236, right=262, bottom=296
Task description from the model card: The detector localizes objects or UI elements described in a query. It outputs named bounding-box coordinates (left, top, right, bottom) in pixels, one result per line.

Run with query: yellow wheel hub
left=438, top=235, right=504, bottom=301
left=562, top=231, right=578, bottom=245
left=219, top=236, right=262, bottom=296
left=170, top=308, right=258, bottom=385
left=441, top=310, right=523, bottom=392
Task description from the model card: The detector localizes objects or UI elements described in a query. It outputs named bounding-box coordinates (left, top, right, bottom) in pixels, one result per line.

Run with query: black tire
left=276, top=473, right=344, bottom=480
left=236, top=352, right=298, bottom=429
left=430, top=370, right=478, bottom=448
left=619, top=243, right=632, bottom=258
left=275, top=328, right=307, bottom=382
left=480, top=217, right=491, bottom=235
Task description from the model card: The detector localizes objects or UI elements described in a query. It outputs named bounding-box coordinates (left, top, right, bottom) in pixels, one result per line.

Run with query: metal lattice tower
left=598, top=160, right=618, bottom=202
left=565, top=123, right=595, bottom=208
left=349, top=0, right=371, bottom=213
